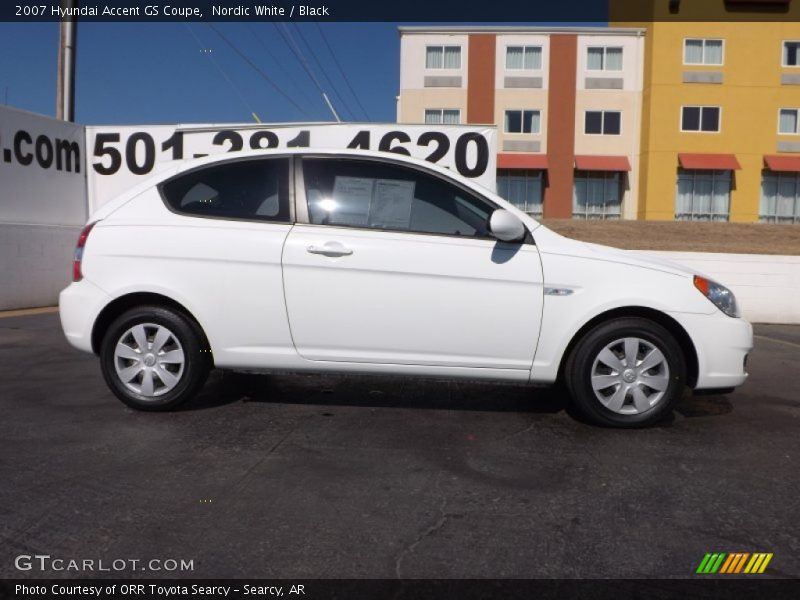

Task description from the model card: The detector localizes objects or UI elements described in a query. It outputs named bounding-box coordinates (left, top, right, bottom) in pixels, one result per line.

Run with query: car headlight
left=693, top=275, right=740, bottom=318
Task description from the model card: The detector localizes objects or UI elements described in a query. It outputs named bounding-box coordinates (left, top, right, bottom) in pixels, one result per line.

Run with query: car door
left=142, top=156, right=296, bottom=369
left=281, top=156, right=544, bottom=372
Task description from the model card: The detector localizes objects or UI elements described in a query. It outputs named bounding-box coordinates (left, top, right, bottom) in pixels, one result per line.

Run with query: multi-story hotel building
left=398, top=7, right=800, bottom=223
left=611, top=0, right=800, bottom=223
left=397, top=26, right=646, bottom=219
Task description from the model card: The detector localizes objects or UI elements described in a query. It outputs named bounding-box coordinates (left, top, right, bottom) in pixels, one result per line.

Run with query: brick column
left=544, top=34, right=577, bottom=218
left=467, top=34, right=496, bottom=124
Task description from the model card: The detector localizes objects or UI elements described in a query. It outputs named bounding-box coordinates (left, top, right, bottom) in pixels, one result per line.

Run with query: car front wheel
left=100, top=305, right=211, bottom=411
left=564, top=317, right=686, bottom=428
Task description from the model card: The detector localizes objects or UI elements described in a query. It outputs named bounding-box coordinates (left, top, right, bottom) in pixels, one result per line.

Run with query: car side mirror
left=488, top=209, right=526, bottom=243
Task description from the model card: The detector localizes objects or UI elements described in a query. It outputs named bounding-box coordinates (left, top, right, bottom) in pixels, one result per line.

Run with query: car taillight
left=73, top=222, right=97, bottom=282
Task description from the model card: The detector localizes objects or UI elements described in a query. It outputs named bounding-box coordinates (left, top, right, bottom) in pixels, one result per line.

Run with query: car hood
left=532, top=224, right=701, bottom=279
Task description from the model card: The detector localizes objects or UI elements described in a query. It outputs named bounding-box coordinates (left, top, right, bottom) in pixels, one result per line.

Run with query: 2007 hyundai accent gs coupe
left=59, top=149, right=752, bottom=427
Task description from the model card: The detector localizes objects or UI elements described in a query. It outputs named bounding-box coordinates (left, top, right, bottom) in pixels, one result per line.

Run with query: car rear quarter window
left=160, top=158, right=290, bottom=222
left=302, top=158, right=494, bottom=238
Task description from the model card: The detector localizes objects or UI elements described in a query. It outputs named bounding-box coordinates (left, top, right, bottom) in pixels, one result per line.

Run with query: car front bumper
left=671, top=310, right=753, bottom=390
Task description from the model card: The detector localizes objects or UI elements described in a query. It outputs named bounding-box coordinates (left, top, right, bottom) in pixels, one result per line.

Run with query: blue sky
left=0, top=22, right=597, bottom=125
left=0, top=22, right=400, bottom=124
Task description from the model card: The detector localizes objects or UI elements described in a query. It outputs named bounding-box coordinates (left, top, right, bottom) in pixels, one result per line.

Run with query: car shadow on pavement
left=174, top=370, right=252, bottom=411
left=182, top=371, right=736, bottom=424
left=182, top=370, right=569, bottom=415
left=675, top=391, right=734, bottom=419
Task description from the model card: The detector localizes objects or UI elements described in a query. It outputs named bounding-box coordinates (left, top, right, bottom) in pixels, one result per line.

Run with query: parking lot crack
left=500, top=420, right=538, bottom=442
left=394, top=473, right=452, bottom=579
left=222, top=426, right=296, bottom=499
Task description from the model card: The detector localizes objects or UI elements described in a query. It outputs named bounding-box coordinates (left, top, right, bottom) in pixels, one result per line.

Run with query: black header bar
left=3, top=0, right=799, bottom=22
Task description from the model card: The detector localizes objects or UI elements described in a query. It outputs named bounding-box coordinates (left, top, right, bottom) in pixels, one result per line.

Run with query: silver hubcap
left=591, top=337, right=670, bottom=415
left=114, top=323, right=185, bottom=398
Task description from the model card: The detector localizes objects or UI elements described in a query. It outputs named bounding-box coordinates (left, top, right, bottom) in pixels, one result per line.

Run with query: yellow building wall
left=611, top=0, right=800, bottom=23
left=613, top=1, right=800, bottom=221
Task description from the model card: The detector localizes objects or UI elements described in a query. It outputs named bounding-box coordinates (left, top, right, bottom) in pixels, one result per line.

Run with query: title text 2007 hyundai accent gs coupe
left=59, top=149, right=752, bottom=427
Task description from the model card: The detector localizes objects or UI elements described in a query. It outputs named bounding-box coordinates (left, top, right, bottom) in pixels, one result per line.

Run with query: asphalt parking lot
left=0, top=311, right=798, bottom=579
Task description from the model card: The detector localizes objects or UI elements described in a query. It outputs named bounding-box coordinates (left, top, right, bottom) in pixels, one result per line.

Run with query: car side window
left=160, top=158, right=290, bottom=222
left=302, top=158, right=494, bottom=238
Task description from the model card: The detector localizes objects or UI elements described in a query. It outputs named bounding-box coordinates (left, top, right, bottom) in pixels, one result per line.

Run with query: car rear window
left=160, top=158, right=290, bottom=222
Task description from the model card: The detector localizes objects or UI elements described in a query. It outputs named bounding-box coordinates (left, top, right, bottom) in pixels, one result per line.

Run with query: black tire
left=564, top=317, right=686, bottom=428
left=100, top=305, right=212, bottom=411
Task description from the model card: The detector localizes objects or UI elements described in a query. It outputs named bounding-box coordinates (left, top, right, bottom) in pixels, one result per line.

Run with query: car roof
left=174, top=147, right=461, bottom=181
left=169, top=147, right=507, bottom=208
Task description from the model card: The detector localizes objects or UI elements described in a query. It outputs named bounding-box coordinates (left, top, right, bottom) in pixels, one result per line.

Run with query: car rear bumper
left=59, top=279, right=110, bottom=354
left=672, top=310, right=753, bottom=390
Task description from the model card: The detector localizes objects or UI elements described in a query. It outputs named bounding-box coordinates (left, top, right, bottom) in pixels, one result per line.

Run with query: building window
left=779, top=109, right=799, bottom=134
left=585, top=111, right=621, bottom=135
left=424, top=109, right=461, bottom=125
left=761, top=172, right=800, bottom=224
left=505, top=110, right=541, bottom=134
left=497, top=169, right=544, bottom=217
left=425, top=46, right=461, bottom=69
left=783, top=41, right=800, bottom=67
left=573, top=171, right=622, bottom=219
left=586, top=46, right=623, bottom=71
left=684, top=39, right=724, bottom=65
left=675, top=169, right=731, bottom=221
left=506, top=46, right=542, bottom=70
left=681, top=106, right=721, bottom=132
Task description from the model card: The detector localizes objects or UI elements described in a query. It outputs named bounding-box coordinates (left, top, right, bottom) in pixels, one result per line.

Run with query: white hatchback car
left=60, top=149, right=752, bottom=427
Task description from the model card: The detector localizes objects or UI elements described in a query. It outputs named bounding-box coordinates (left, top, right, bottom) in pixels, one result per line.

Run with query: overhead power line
left=184, top=23, right=260, bottom=123
left=291, top=23, right=355, bottom=121
left=207, top=23, right=310, bottom=119
left=272, top=21, right=341, bottom=122
left=246, top=24, right=318, bottom=114
left=314, top=22, right=371, bottom=121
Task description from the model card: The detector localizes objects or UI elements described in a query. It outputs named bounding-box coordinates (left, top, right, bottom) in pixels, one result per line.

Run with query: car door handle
left=306, top=242, right=353, bottom=257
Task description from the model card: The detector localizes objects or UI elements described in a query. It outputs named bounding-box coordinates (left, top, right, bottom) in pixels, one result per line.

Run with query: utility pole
left=56, top=0, right=77, bottom=121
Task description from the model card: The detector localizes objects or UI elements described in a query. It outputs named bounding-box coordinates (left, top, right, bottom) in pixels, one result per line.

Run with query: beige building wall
left=574, top=34, right=644, bottom=219
left=398, top=27, right=646, bottom=220
left=398, top=89, right=467, bottom=124
left=575, top=34, right=644, bottom=91
left=573, top=91, right=643, bottom=219
left=399, top=33, right=469, bottom=91
left=494, top=89, right=549, bottom=154
left=493, top=34, right=551, bottom=90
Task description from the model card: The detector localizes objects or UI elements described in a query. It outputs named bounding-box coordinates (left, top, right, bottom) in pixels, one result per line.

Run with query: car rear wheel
left=100, top=305, right=211, bottom=411
left=564, top=318, right=686, bottom=428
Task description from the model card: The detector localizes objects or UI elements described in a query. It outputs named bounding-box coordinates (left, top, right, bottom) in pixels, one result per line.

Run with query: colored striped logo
left=696, top=552, right=773, bottom=574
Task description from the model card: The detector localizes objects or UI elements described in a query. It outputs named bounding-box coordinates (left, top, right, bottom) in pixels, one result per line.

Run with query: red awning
left=678, top=153, right=741, bottom=170
left=574, top=155, right=631, bottom=172
left=497, top=153, right=548, bottom=169
left=764, top=155, right=800, bottom=172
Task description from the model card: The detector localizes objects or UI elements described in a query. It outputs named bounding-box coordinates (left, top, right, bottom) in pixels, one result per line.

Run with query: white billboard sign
left=0, top=105, right=87, bottom=226
left=85, top=123, right=498, bottom=211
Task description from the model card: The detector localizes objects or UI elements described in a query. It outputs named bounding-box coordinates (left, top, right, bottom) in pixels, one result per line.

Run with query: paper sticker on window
left=330, top=176, right=374, bottom=225
left=369, top=179, right=415, bottom=229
